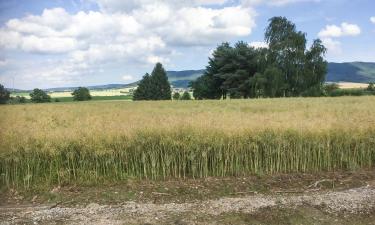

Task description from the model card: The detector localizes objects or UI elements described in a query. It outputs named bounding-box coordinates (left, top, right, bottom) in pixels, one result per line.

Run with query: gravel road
left=1, top=185, right=375, bottom=225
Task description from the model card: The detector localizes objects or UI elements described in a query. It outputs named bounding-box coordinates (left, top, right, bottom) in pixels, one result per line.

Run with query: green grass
left=1, top=97, right=375, bottom=189
left=52, top=95, right=132, bottom=102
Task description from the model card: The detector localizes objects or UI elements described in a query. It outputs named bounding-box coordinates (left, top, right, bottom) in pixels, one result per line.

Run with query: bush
left=180, top=91, right=192, bottom=100
left=30, top=89, right=51, bottom=103
left=9, top=96, right=27, bottom=104
left=173, top=92, right=180, bottom=100
left=0, top=83, right=10, bottom=104
left=323, top=83, right=339, bottom=96
left=72, top=87, right=91, bottom=101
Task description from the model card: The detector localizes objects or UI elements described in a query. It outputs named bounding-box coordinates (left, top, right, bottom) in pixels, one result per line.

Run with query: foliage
left=324, top=83, right=340, bottom=96
left=192, top=17, right=327, bottom=99
left=30, top=88, right=51, bottom=103
left=327, top=88, right=375, bottom=97
left=173, top=92, right=180, bottom=100
left=72, top=87, right=92, bottom=101
left=133, top=63, right=171, bottom=101
left=180, top=91, right=192, bottom=100
left=0, top=84, right=10, bottom=104
left=367, top=82, right=375, bottom=92
left=9, top=96, right=27, bottom=104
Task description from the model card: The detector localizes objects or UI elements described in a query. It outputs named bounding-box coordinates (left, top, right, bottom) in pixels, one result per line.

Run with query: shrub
left=9, top=96, right=27, bottom=104
left=323, top=83, right=339, bottom=96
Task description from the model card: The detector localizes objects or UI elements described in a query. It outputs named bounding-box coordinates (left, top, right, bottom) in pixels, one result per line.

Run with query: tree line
left=0, top=85, right=92, bottom=104
left=191, top=17, right=328, bottom=99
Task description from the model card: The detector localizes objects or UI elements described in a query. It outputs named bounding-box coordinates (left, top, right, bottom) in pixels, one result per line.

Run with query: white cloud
left=318, top=22, right=361, bottom=38
left=93, top=0, right=231, bottom=13
left=371, top=17, right=375, bottom=24
left=0, top=1, right=257, bottom=87
left=321, top=38, right=341, bottom=54
left=242, top=0, right=319, bottom=7
left=249, top=41, right=268, bottom=48
left=0, top=59, right=8, bottom=67
left=122, top=75, right=133, bottom=81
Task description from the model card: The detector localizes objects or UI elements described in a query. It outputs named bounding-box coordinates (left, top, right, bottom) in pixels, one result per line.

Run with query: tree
left=191, top=17, right=327, bottom=99
left=367, top=82, right=375, bottom=92
left=173, top=92, right=181, bottom=100
left=180, top=91, right=192, bottom=100
left=0, top=83, right=10, bottom=104
left=133, top=63, right=171, bottom=101
left=72, top=87, right=92, bottom=101
left=30, top=88, right=51, bottom=103
left=150, top=63, right=171, bottom=100
left=133, top=73, right=153, bottom=100
left=265, top=17, right=327, bottom=97
left=190, top=43, right=232, bottom=100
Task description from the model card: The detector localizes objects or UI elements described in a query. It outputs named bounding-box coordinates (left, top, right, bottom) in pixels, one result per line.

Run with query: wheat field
left=1, top=96, right=375, bottom=188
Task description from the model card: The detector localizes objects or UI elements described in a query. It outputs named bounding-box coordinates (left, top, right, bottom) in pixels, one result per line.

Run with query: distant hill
left=8, top=63, right=375, bottom=92
left=327, top=62, right=375, bottom=83
left=167, top=69, right=205, bottom=88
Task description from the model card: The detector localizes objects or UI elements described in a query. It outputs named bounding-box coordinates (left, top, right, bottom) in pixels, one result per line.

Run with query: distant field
left=337, top=82, right=369, bottom=89
left=10, top=88, right=134, bottom=99
left=1, top=97, right=375, bottom=188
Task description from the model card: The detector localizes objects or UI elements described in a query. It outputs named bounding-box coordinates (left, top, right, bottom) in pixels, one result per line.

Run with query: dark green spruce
left=133, top=63, right=171, bottom=100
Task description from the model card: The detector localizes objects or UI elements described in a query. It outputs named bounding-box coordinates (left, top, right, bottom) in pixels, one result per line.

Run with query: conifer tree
left=133, top=63, right=171, bottom=101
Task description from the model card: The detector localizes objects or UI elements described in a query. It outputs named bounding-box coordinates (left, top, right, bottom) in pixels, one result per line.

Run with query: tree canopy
left=72, top=87, right=92, bottom=101
left=180, top=91, right=192, bottom=100
left=0, top=83, right=10, bottom=104
left=30, top=88, right=51, bottom=103
left=191, top=17, right=327, bottom=99
left=173, top=92, right=181, bottom=100
left=133, top=63, right=171, bottom=101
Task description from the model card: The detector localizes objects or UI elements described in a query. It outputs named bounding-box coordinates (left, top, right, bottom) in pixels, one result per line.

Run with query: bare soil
left=1, top=170, right=375, bottom=224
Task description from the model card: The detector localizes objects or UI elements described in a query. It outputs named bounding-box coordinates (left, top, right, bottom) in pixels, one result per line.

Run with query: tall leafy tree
left=0, top=83, right=10, bottom=104
left=72, top=87, right=92, bottom=101
left=265, top=16, right=326, bottom=97
left=301, top=39, right=327, bottom=96
left=30, top=89, right=51, bottom=103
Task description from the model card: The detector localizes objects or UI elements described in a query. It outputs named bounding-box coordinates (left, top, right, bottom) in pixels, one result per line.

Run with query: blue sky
left=0, top=0, right=374, bottom=89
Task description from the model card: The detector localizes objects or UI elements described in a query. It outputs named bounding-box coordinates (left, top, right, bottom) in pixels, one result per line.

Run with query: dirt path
left=1, top=185, right=375, bottom=225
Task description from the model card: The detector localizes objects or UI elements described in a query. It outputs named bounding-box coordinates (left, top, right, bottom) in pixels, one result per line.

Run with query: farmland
left=1, top=96, right=375, bottom=189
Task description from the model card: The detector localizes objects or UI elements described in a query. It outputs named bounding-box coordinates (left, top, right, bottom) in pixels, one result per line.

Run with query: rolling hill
left=326, top=62, right=375, bottom=83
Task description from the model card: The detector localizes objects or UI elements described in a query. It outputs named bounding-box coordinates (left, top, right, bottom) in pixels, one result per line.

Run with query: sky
left=0, top=0, right=374, bottom=89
